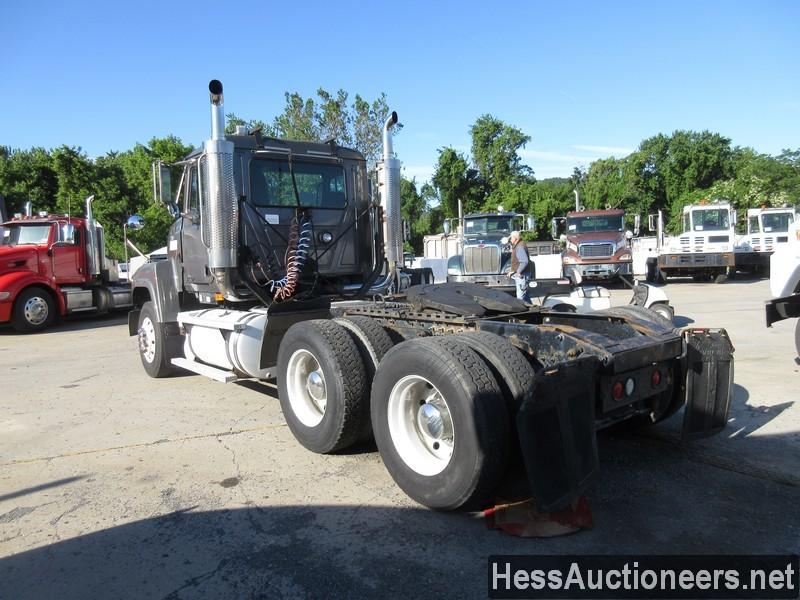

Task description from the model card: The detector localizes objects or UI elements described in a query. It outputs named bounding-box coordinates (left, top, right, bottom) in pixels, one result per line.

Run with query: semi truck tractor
left=765, top=219, right=800, bottom=357
left=646, top=201, right=737, bottom=283
left=551, top=208, right=637, bottom=283
left=736, top=206, right=797, bottom=274
left=0, top=197, right=138, bottom=332
left=444, top=211, right=541, bottom=290
left=130, top=80, right=734, bottom=512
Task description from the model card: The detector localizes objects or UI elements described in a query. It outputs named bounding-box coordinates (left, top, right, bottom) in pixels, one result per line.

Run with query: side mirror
left=126, top=214, right=145, bottom=231
left=152, top=161, right=172, bottom=205
left=443, top=220, right=451, bottom=235
left=625, top=230, right=633, bottom=240
left=732, top=210, right=738, bottom=227
left=526, top=215, right=536, bottom=231
left=634, top=214, right=641, bottom=236
left=60, top=223, right=77, bottom=244
left=551, top=218, right=558, bottom=241
left=647, top=214, right=657, bottom=231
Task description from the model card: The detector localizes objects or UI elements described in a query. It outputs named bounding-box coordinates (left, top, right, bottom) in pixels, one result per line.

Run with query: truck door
left=51, top=223, right=84, bottom=284
left=181, top=165, right=213, bottom=288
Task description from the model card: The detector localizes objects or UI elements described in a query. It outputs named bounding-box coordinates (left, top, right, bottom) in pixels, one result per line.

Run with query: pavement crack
left=1, top=424, right=286, bottom=467
left=50, top=499, right=88, bottom=541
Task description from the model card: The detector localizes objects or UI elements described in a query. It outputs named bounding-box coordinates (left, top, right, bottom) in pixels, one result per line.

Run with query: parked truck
left=646, top=201, right=736, bottom=283
left=736, top=206, right=797, bottom=275
left=765, top=219, right=800, bottom=357
left=444, top=211, right=545, bottom=291
left=130, top=80, right=734, bottom=513
left=551, top=208, right=637, bottom=283
left=0, top=197, right=138, bottom=332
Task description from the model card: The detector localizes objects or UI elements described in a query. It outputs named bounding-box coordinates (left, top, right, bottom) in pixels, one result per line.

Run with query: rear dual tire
left=371, top=336, right=511, bottom=510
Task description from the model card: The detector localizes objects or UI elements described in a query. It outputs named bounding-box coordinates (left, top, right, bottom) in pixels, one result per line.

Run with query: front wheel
left=11, top=287, right=56, bottom=333
left=371, top=336, right=509, bottom=510
left=137, top=302, right=176, bottom=378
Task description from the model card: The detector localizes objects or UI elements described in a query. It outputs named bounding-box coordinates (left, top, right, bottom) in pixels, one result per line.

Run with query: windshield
left=761, top=212, right=794, bottom=233
left=463, top=217, right=514, bottom=236
left=1, top=224, right=52, bottom=246
left=249, top=159, right=346, bottom=208
left=566, top=215, right=623, bottom=233
left=691, top=209, right=729, bottom=231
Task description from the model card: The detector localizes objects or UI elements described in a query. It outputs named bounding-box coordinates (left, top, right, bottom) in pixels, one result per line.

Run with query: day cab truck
left=551, top=209, right=637, bottom=283
left=646, top=201, right=736, bottom=284
left=0, top=197, right=137, bottom=332
left=444, top=211, right=544, bottom=291
left=736, top=206, right=797, bottom=275
left=130, top=80, right=734, bottom=514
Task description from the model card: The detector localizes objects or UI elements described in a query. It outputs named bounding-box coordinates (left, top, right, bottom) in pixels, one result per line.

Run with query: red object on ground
left=484, top=496, right=593, bottom=538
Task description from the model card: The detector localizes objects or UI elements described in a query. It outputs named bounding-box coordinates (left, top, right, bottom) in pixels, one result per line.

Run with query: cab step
left=171, top=358, right=238, bottom=383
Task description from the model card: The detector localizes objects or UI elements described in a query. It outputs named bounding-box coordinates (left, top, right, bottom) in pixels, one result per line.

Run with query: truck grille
left=679, top=236, right=707, bottom=253
left=463, top=245, right=500, bottom=274
left=579, top=243, right=613, bottom=258
left=751, top=236, right=774, bottom=252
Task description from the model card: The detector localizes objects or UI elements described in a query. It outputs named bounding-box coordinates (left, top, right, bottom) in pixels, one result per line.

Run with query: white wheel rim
left=286, top=349, right=327, bottom=427
left=387, top=375, right=455, bottom=476
left=138, top=317, right=156, bottom=364
left=24, top=296, right=49, bottom=326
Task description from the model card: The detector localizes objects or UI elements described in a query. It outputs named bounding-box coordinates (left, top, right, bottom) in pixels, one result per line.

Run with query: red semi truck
left=0, top=196, right=136, bottom=332
left=552, top=208, right=637, bottom=283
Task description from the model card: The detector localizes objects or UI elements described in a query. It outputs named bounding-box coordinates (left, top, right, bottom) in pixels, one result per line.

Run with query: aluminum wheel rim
left=387, top=375, right=454, bottom=476
left=138, top=317, right=156, bottom=364
left=286, top=349, right=327, bottom=427
left=24, top=296, right=49, bottom=326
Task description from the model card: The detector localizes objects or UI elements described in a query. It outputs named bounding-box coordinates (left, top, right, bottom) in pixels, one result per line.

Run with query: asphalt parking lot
left=1, top=278, right=798, bottom=599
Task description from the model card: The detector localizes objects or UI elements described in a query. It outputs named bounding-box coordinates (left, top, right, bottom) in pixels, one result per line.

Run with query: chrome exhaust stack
left=84, top=195, right=101, bottom=276
left=24, top=200, right=32, bottom=217
left=378, top=111, right=402, bottom=281
left=203, top=80, right=238, bottom=297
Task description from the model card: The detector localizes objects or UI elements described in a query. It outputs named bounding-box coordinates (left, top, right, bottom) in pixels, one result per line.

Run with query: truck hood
left=567, top=232, right=622, bottom=244
left=0, top=246, right=38, bottom=275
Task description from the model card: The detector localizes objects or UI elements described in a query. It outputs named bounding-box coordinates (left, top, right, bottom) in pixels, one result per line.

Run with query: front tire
left=137, top=301, right=176, bottom=378
left=11, top=287, right=56, bottom=333
left=277, top=320, right=368, bottom=454
left=371, top=336, right=509, bottom=510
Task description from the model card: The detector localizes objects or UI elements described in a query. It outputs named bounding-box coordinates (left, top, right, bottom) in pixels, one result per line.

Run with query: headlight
left=0, top=292, right=9, bottom=300
left=618, top=253, right=631, bottom=261
left=563, top=256, right=577, bottom=264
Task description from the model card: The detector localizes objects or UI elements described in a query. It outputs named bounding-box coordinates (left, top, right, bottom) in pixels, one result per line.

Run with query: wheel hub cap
left=24, top=297, right=48, bottom=325
left=417, top=403, right=444, bottom=439
left=306, top=370, right=326, bottom=404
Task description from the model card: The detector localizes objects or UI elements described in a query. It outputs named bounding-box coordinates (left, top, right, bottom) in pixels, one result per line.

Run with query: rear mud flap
left=517, top=356, right=599, bottom=512
left=681, top=329, right=735, bottom=440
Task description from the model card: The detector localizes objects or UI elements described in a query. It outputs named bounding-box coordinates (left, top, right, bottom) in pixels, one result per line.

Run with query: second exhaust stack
left=379, top=112, right=402, bottom=270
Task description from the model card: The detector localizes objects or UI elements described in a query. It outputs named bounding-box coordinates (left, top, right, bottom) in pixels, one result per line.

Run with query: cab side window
left=188, top=168, right=199, bottom=213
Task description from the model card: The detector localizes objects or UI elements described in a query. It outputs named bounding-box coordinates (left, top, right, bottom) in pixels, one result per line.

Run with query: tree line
left=2, top=87, right=798, bottom=258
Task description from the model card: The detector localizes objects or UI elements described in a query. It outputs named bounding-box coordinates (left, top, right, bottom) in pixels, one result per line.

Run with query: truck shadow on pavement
left=2, top=445, right=799, bottom=600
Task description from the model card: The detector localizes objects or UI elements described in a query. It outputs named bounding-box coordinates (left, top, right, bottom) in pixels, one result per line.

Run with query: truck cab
left=655, top=201, right=736, bottom=283
left=736, top=207, right=797, bottom=273
left=554, top=209, right=634, bottom=282
left=445, top=212, right=540, bottom=290
left=0, top=199, right=132, bottom=332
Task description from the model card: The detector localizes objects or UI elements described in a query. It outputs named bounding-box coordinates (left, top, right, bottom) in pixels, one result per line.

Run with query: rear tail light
left=612, top=381, right=624, bottom=401
left=651, top=369, right=661, bottom=387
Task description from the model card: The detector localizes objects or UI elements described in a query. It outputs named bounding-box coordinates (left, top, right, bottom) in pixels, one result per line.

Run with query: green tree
left=470, top=114, right=532, bottom=192
left=430, top=147, right=483, bottom=217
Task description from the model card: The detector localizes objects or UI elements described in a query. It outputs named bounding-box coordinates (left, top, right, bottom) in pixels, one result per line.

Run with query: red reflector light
left=651, top=369, right=661, bottom=387
left=612, top=381, right=624, bottom=401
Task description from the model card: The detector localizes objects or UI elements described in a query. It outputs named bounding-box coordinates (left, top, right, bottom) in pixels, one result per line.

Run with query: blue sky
left=2, top=0, right=798, bottom=184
